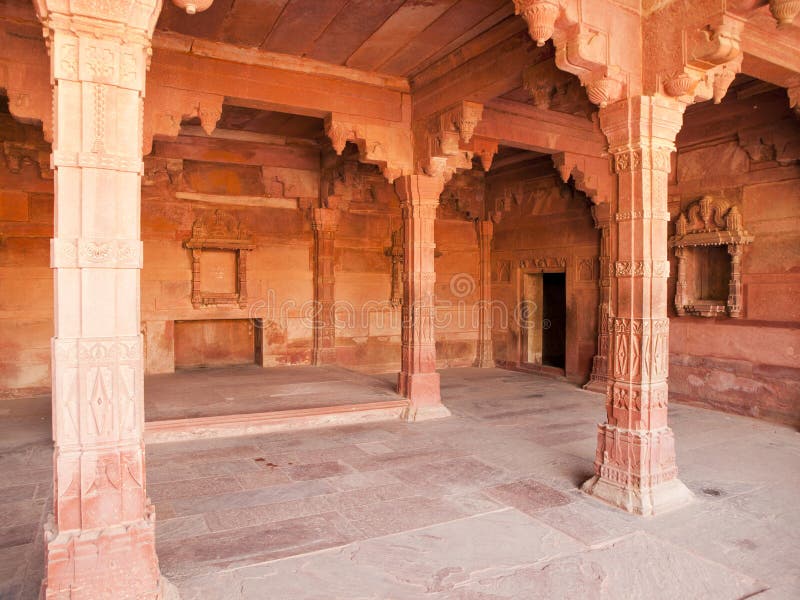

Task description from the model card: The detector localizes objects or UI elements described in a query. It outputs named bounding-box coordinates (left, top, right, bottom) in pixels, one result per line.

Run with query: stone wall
left=667, top=86, right=800, bottom=426
left=486, top=159, right=600, bottom=384
left=0, top=116, right=483, bottom=397
left=0, top=113, right=52, bottom=398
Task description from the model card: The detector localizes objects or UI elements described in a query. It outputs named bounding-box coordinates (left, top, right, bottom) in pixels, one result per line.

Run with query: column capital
left=599, top=96, right=685, bottom=154
left=394, top=174, right=445, bottom=208
left=34, top=0, right=163, bottom=38
left=311, top=207, right=340, bottom=232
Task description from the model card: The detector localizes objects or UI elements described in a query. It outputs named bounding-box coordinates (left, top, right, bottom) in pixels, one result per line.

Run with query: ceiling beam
left=478, top=99, right=606, bottom=157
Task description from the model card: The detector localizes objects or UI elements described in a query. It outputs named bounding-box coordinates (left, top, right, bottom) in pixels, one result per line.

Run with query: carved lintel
left=325, top=114, right=412, bottom=184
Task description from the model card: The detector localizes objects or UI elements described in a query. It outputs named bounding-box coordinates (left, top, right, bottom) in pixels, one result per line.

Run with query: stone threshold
left=145, top=400, right=410, bottom=443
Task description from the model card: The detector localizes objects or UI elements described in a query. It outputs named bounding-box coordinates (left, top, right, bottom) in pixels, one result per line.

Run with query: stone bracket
left=552, top=151, right=613, bottom=205
left=513, top=0, right=630, bottom=107
left=143, top=87, right=224, bottom=154
left=325, top=114, right=413, bottom=184
left=661, top=13, right=745, bottom=105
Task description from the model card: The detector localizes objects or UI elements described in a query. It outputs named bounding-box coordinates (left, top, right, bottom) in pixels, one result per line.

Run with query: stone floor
left=145, top=364, right=401, bottom=420
left=1, top=367, right=799, bottom=599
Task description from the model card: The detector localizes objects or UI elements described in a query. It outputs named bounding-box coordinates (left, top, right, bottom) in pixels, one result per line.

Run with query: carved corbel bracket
left=661, top=15, right=745, bottom=106
left=415, top=101, right=486, bottom=183
left=462, top=136, right=499, bottom=172
left=439, top=101, right=483, bottom=145
left=143, top=87, right=224, bottom=154
left=769, top=0, right=800, bottom=28
left=522, top=60, right=574, bottom=109
left=0, top=61, right=53, bottom=143
left=514, top=1, right=629, bottom=108
left=552, top=151, right=612, bottom=205
left=2, top=141, right=53, bottom=179
left=325, top=114, right=413, bottom=184
left=789, top=86, right=800, bottom=117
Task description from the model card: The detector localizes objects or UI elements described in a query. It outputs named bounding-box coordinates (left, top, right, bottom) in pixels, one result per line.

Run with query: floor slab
left=1, top=367, right=798, bottom=599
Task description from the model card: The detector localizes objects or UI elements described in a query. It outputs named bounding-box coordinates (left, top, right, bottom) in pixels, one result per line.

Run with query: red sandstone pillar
left=581, top=96, right=693, bottom=515
left=585, top=204, right=613, bottom=392
left=35, top=0, right=171, bottom=597
left=395, top=175, right=450, bottom=420
left=475, top=219, right=495, bottom=368
left=311, top=207, right=339, bottom=365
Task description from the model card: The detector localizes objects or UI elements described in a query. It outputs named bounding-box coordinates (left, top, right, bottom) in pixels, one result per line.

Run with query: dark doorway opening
left=541, top=273, right=566, bottom=369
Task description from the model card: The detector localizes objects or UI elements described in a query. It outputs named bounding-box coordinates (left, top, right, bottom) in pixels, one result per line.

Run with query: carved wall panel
left=669, top=195, right=754, bottom=318
left=184, top=210, right=255, bottom=308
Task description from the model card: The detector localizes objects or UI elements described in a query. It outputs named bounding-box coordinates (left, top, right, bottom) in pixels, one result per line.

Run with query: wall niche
left=669, top=195, right=753, bottom=318
left=184, top=209, right=255, bottom=308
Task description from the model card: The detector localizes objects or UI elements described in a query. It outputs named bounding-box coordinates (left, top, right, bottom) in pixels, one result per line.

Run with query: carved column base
left=312, top=347, right=337, bottom=366
left=42, top=517, right=174, bottom=600
left=581, top=424, right=693, bottom=515
left=404, top=403, right=452, bottom=422
left=582, top=376, right=607, bottom=394
left=398, top=372, right=450, bottom=421
left=474, top=342, right=495, bottom=369
left=474, top=357, right=496, bottom=369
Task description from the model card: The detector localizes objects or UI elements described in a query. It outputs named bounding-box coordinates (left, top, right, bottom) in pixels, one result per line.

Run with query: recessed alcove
left=670, top=195, right=754, bottom=318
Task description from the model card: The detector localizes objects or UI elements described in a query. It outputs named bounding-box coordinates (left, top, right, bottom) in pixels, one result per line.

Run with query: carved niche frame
left=669, top=195, right=753, bottom=318
left=184, top=210, right=255, bottom=309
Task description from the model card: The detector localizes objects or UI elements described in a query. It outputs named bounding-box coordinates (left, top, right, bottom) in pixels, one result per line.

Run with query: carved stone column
left=311, top=207, right=339, bottom=366
left=585, top=204, right=613, bottom=392
left=34, top=1, right=171, bottom=597
left=475, top=220, right=495, bottom=368
left=581, top=96, right=693, bottom=515
left=395, top=175, right=450, bottom=420
left=674, top=247, right=688, bottom=316
left=727, top=244, right=744, bottom=318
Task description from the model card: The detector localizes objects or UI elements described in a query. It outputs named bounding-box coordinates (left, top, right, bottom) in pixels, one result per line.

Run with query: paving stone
left=484, top=477, right=575, bottom=515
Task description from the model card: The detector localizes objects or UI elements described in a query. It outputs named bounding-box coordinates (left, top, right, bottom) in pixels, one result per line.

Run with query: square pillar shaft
left=582, top=96, right=693, bottom=515
left=475, top=220, right=495, bottom=368
left=311, top=207, right=339, bottom=366
left=35, top=1, right=170, bottom=597
left=394, top=175, right=450, bottom=421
